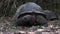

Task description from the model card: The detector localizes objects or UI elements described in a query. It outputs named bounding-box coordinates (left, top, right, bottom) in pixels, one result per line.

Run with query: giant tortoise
left=14, top=2, right=58, bottom=27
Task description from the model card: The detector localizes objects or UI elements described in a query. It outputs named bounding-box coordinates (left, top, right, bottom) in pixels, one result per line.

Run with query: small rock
left=14, top=31, right=26, bottom=34
left=27, top=32, right=35, bottom=34
left=42, top=32, right=55, bottom=34
left=37, top=29, right=45, bottom=32
left=19, top=31, right=26, bottom=34
left=0, top=32, right=4, bottom=34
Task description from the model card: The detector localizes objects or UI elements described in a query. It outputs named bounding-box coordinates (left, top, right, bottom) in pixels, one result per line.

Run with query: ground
left=0, top=16, right=60, bottom=34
